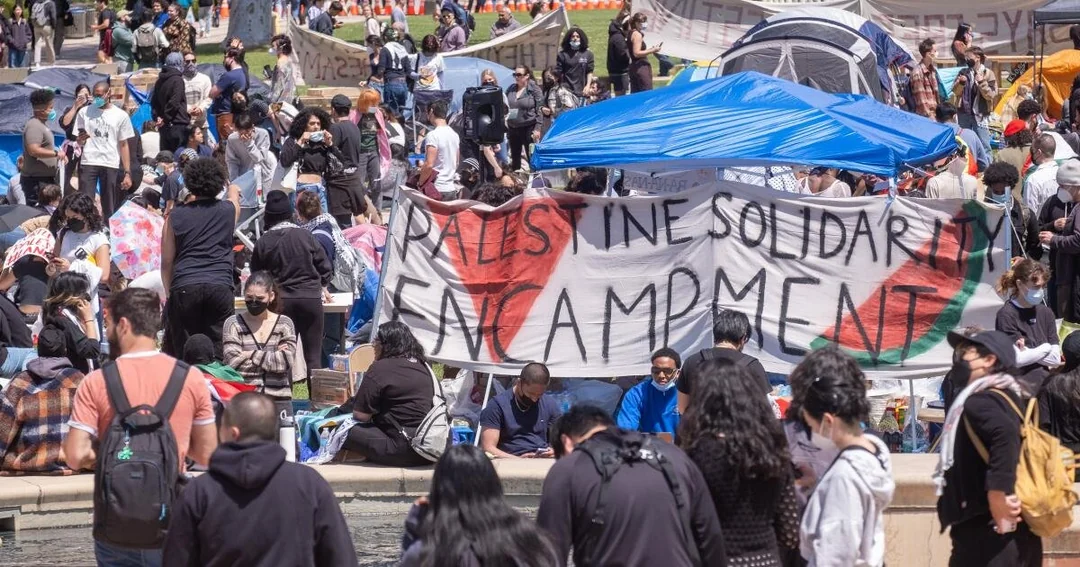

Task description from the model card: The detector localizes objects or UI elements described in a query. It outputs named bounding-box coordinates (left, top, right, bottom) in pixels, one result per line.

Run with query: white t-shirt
left=141, top=131, right=160, bottom=160
left=1025, top=161, right=1060, bottom=212
left=74, top=105, right=135, bottom=170
left=425, top=125, right=460, bottom=196
left=61, top=230, right=109, bottom=313
left=366, top=16, right=381, bottom=38
left=415, top=52, right=445, bottom=91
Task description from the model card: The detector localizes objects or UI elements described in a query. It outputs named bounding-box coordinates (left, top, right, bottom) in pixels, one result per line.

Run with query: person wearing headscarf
left=151, top=51, right=192, bottom=154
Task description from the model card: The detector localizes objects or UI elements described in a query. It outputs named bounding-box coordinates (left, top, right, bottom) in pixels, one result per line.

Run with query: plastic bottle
left=279, top=412, right=297, bottom=462
left=240, top=262, right=251, bottom=288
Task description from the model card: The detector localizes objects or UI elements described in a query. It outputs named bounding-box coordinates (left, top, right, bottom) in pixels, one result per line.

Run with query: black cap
left=1063, top=332, right=1080, bottom=372
left=265, top=190, right=293, bottom=217
left=947, top=329, right=1017, bottom=369
left=154, top=150, right=175, bottom=164
left=330, top=94, right=352, bottom=110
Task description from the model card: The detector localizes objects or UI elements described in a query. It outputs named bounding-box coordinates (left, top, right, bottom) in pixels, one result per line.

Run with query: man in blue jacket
left=616, top=347, right=681, bottom=435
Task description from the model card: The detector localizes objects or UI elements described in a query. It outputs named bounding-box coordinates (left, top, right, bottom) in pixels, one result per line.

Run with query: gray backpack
left=92, top=361, right=188, bottom=549
left=384, top=363, right=450, bottom=462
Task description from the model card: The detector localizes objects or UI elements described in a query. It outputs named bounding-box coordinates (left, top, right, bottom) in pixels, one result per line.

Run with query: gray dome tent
left=720, top=18, right=884, bottom=102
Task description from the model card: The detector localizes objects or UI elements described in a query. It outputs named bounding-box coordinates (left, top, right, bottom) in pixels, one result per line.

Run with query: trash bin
left=67, top=7, right=89, bottom=39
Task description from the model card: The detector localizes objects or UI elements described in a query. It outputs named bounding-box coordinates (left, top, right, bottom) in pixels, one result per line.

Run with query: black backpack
left=575, top=430, right=702, bottom=567
left=92, top=360, right=189, bottom=549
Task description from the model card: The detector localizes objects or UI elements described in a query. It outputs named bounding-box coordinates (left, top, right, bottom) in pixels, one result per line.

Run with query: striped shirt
left=222, top=314, right=297, bottom=400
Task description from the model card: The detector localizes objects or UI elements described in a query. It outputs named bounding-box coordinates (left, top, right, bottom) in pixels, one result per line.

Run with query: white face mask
left=1060, top=189, right=1074, bottom=203
left=810, top=417, right=837, bottom=451
left=651, top=378, right=677, bottom=392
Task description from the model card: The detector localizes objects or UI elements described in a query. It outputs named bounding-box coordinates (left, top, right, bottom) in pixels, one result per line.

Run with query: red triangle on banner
left=428, top=196, right=577, bottom=362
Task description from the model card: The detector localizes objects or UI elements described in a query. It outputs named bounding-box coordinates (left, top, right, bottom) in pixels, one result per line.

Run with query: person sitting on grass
left=479, top=362, right=561, bottom=458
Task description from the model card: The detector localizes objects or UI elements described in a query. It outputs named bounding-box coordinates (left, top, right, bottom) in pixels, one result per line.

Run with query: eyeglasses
left=513, top=73, right=527, bottom=77
left=651, top=367, right=676, bottom=376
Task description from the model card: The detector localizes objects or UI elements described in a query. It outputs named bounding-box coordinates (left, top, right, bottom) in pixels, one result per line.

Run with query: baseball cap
left=946, top=329, right=1017, bottom=369
left=330, top=94, right=352, bottom=110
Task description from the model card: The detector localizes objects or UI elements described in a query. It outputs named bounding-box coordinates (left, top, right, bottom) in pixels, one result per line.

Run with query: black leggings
left=948, top=515, right=1042, bottom=567
left=280, top=296, right=324, bottom=373
left=163, top=283, right=235, bottom=360
left=507, top=125, right=534, bottom=172
left=344, top=423, right=429, bottom=467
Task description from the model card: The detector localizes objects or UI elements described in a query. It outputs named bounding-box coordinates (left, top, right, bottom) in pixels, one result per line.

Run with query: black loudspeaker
left=463, top=85, right=507, bottom=145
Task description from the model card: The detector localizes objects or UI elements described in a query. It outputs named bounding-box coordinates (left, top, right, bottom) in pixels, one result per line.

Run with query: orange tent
left=994, top=49, right=1080, bottom=120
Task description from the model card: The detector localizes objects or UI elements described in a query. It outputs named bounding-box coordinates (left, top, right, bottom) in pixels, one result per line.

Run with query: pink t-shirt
left=69, top=351, right=215, bottom=466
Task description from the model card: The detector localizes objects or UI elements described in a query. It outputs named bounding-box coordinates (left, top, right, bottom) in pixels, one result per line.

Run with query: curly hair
left=1005, top=128, right=1034, bottom=148
left=50, top=192, right=104, bottom=235
left=288, top=107, right=332, bottom=140
left=982, top=161, right=1019, bottom=188
left=183, top=157, right=228, bottom=199
left=471, top=183, right=516, bottom=207
left=678, top=358, right=791, bottom=481
left=1017, top=99, right=1043, bottom=121
left=562, top=26, right=589, bottom=52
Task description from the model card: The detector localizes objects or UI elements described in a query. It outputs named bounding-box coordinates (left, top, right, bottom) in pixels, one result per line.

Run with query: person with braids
left=799, top=346, right=894, bottom=567
left=399, top=444, right=559, bottom=567
left=161, top=157, right=241, bottom=359
left=995, top=258, right=1059, bottom=388
left=680, top=358, right=799, bottom=566
left=49, top=192, right=110, bottom=318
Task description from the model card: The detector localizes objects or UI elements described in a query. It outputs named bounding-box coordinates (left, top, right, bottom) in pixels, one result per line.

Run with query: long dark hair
left=561, top=26, right=588, bottom=52
left=679, top=358, right=790, bottom=481
left=50, top=192, right=105, bottom=235
left=417, top=444, right=559, bottom=567
left=374, top=321, right=427, bottom=364
left=43, top=271, right=91, bottom=317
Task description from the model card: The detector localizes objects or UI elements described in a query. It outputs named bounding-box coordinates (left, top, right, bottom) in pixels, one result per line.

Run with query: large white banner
left=289, top=8, right=570, bottom=88
left=379, top=184, right=1008, bottom=378
left=637, top=0, right=1070, bottom=62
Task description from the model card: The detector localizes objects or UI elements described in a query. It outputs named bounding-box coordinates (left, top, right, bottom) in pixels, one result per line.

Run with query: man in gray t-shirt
left=22, top=89, right=63, bottom=206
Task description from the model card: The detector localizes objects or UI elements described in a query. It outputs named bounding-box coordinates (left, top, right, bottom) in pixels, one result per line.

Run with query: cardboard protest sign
left=289, top=8, right=569, bottom=88
left=637, top=0, right=1068, bottom=61
left=622, top=169, right=717, bottom=195
left=380, top=184, right=1007, bottom=378
left=289, top=18, right=373, bottom=87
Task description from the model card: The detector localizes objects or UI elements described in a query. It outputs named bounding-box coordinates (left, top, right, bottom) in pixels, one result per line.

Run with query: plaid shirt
left=909, top=61, right=940, bottom=119
left=0, top=364, right=84, bottom=475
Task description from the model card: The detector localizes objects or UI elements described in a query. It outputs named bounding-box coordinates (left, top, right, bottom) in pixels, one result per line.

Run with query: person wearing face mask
left=949, top=45, right=997, bottom=155
left=222, top=271, right=297, bottom=417
left=152, top=52, right=192, bottom=154
left=983, top=162, right=1041, bottom=262
left=1038, top=173, right=1075, bottom=316
left=1040, top=160, right=1080, bottom=327
left=109, top=10, right=134, bottom=72
left=681, top=358, right=799, bottom=566
left=627, top=12, right=662, bottom=94
left=73, top=81, right=136, bottom=221
left=479, top=362, right=562, bottom=459
left=615, top=348, right=682, bottom=435
left=556, top=27, right=594, bottom=98
left=935, top=329, right=1041, bottom=567
left=1025, top=133, right=1060, bottom=213
left=48, top=193, right=110, bottom=319
left=925, top=146, right=981, bottom=200
left=995, top=259, right=1059, bottom=389
left=267, top=34, right=296, bottom=104
left=540, top=67, right=577, bottom=136
left=21, top=89, right=64, bottom=208
left=799, top=354, right=894, bottom=567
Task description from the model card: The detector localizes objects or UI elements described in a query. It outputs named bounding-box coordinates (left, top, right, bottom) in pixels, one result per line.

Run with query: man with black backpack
left=677, top=309, right=770, bottom=413
left=537, top=405, right=726, bottom=567
left=64, top=287, right=218, bottom=566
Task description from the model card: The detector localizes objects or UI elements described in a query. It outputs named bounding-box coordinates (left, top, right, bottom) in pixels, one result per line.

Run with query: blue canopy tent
left=531, top=72, right=958, bottom=177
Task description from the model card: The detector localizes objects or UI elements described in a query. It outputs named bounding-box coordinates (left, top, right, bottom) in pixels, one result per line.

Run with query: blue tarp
left=0, top=84, right=73, bottom=189
left=24, top=68, right=109, bottom=97
left=532, top=72, right=958, bottom=177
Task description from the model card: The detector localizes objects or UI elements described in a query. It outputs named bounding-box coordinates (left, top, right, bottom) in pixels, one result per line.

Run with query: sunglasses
left=513, top=73, right=527, bottom=77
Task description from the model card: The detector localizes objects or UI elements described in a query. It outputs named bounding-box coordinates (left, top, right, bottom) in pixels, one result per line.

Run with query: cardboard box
left=309, top=369, right=356, bottom=408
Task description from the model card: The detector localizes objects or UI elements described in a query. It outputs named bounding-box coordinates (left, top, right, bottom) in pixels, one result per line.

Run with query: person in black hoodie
left=934, top=329, right=1041, bottom=567
left=0, top=290, right=35, bottom=377
left=1038, top=181, right=1073, bottom=316
left=152, top=51, right=191, bottom=154
left=1039, top=332, right=1080, bottom=454
left=251, top=191, right=332, bottom=373
left=607, top=12, right=631, bottom=96
left=162, top=391, right=357, bottom=567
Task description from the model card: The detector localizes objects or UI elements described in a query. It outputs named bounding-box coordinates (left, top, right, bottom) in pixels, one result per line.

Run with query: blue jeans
left=958, top=112, right=992, bottom=155
left=94, top=540, right=163, bottom=567
left=0, top=228, right=26, bottom=254
left=384, top=80, right=409, bottom=116
left=1, top=348, right=37, bottom=377
left=9, top=49, right=27, bottom=68
left=295, top=182, right=329, bottom=215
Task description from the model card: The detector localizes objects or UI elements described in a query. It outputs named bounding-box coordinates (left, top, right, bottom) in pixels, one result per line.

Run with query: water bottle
left=240, top=262, right=251, bottom=288
left=279, top=411, right=297, bottom=462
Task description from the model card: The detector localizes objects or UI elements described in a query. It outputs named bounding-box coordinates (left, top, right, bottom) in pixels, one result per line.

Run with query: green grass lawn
left=196, top=9, right=663, bottom=83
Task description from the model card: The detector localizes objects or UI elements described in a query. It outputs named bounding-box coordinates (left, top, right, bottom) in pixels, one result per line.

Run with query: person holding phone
left=48, top=193, right=110, bottom=318
left=35, top=272, right=101, bottom=374
left=627, top=12, right=661, bottom=94
left=479, top=362, right=561, bottom=459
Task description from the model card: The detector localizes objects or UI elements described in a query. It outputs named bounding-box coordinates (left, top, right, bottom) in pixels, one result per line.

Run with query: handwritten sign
left=379, top=183, right=1007, bottom=378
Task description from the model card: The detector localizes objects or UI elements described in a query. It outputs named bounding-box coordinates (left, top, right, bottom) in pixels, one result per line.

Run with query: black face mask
left=966, top=59, right=977, bottom=68
left=67, top=218, right=86, bottom=232
left=950, top=351, right=973, bottom=385
left=245, top=300, right=268, bottom=316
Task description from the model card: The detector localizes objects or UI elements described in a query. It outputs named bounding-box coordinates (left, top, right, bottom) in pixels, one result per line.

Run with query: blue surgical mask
left=309, top=131, right=325, bottom=143
left=47, top=109, right=57, bottom=121
left=92, top=96, right=106, bottom=109
left=569, top=40, right=581, bottom=50
left=1025, top=287, right=1046, bottom=305
left=268, top=47, right=276, bottom=56
left=651, top=378, right=677, bottom=392
left=989, top=191, right=1008, bottom=204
